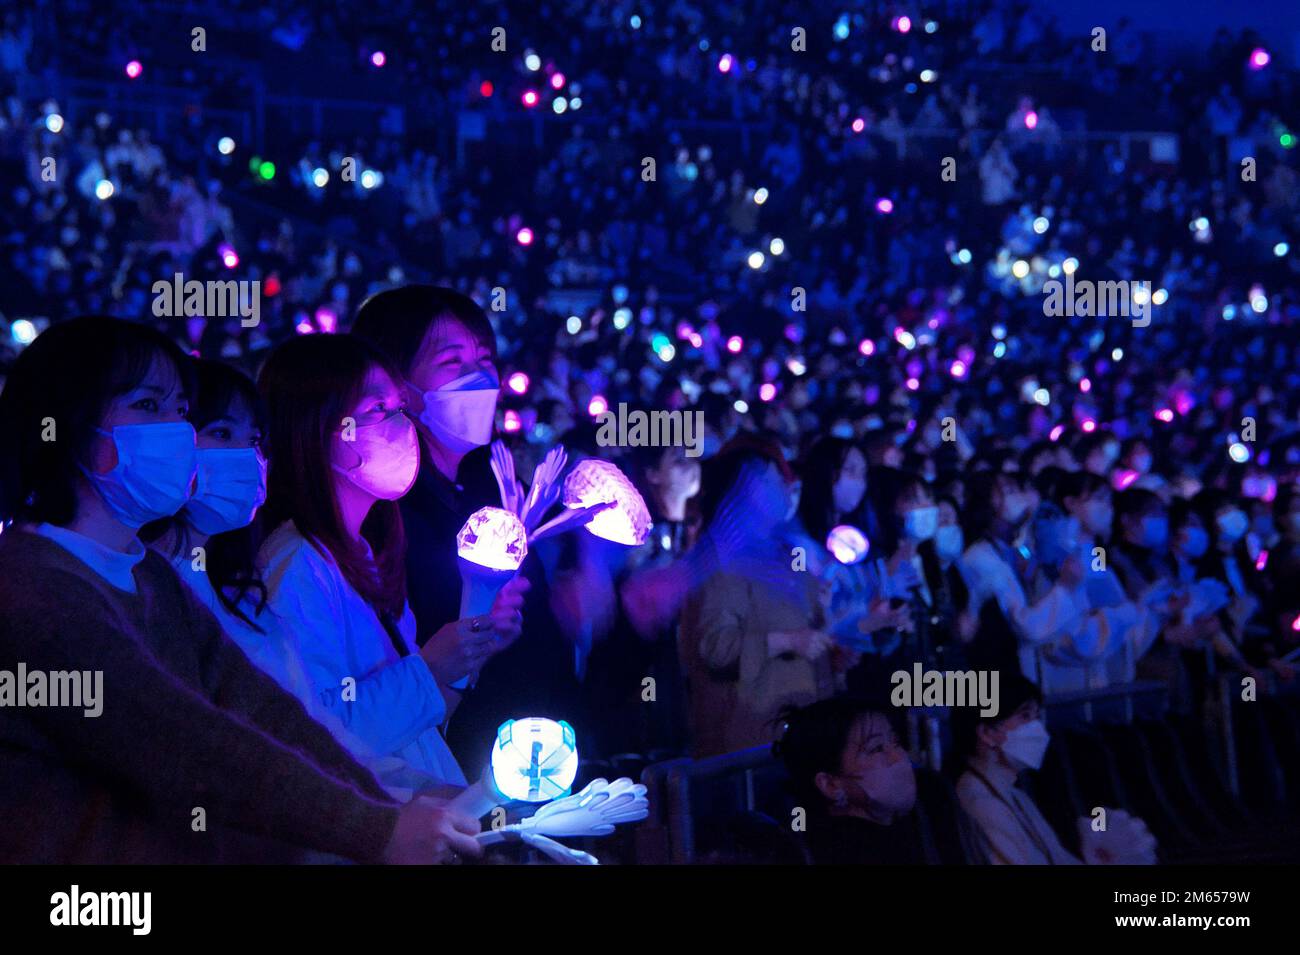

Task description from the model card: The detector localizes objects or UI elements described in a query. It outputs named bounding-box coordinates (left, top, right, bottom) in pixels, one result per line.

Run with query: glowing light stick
left=561, top=458, right=652, bottom=546
left=826, top=525, right=870, bottom=566
left=455, top=509, right=527, bottom=686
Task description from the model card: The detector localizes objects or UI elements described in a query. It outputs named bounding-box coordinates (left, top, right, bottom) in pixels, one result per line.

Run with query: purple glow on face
left=950, top=359, right=968, bottom=378
left=1079, top=377, right=1092, bottom=393
left=457, top=506, right=528, bottom=570
left=859, top=339, right=875, bottom=356
left=875, top=197, right=894, bottom=214
left=1155, top=408, right=1175, bottom=423
left=516, top=226, right=534, bottom=245
left=370, top=51, right=386, bottom=67
left=718, top=54, right=734, bottom=73
left=507, top=371, right=530, bottom=394
left=563, top=459, right=653, bottom=546
left=827, top=525, right=870, bottom=564
left=1024, top=110, right=1039, bottom=130
left=726, top=335, right=743, bottom=353
left=759, top=382, right=777, bottom=402
left=125, top=60, right=143, bottom=79
left=503, top=409, right=522, bottom=432
left=588, top=394, right=609, bottom=417
left=1249, top=47, right=1270, bottom=70
left=1049, top=424, right=1066, bottom=442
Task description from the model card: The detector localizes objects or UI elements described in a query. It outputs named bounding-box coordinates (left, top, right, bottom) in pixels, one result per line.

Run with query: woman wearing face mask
left=0, top=318, right=478, bottom=864
left=679, top=438, right=844, bottom=756
left=352, top=285, right=574, bottom=781
left=774, top=699, right=923, bottom=864
left=959, top=471, right=1089, bottom=679
left=257, top=334, right=525, bottom=790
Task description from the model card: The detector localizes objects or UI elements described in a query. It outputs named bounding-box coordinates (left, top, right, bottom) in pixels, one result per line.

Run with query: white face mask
left=185, top=447, right=267, bottom=535
left=333, top=411, right=420, bottom=500
left=934, top=524, right=964, bottom=563
left=416, top=369, right=499, bottom=454
left=1001, top=718, right=1050, bottom=771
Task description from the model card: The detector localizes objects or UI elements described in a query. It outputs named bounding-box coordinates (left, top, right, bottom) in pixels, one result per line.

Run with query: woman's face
left=826, top=713, right=917, bottom=815
left=407, top=318, right=497, bottom=406
left=90, top=354, right=190, bottom=474
left=331, top=366, right=406, bottom=473
left=196, top=394, right=261, bottom=452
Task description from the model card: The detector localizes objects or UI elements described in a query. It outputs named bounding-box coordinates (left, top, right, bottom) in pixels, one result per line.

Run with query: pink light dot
left=125, top=60, right=143, bottom=79
left=876, top=197, right=894, bottom=214
left=550, top=72, right=565, bottom=90
left=689, top=332, right=704, bottom=348
left=370, top=51, right=386, bottom=67
left=507, top=372, right=530, bottom=394
left=718, top=54, right=734, bottom=73
left=522, top=90, right=539, bottom=107
left=1082, top=418, right=1097, bottom=433
left=1049, top=424, right=1066, bottom=442
left=588, top=395, right=609, bottom=417
left=1255, top=550, right=1269, bottom=571
left=1249, top=47, right=1270, bottom=70
left=726, top=335, right=743, bottom=353
left=516, top=227, right=534, bottom=245
left=759, top=382, right=777, bottom=402
left=858, top=339, right=875, bottom=356
left=1155, top=408, right=1174, bottom=423
left=221, top=251, right=238, bottom=269
left=314, top=307, right=338, bottom=333
left=1024, top=110, right=1039, bottom=130
left=503, top=410, right=522, bottom=433
left=949, top=360, right=967, bottom=378
left=895, top=16, right=912, bottom=33
left=851, top=118, right=865, bottom=134
left=1291, top=613, right=1300, bottom=632
left=906, top=377, right=920, bottom=391
left=295, top=321, right=315, bottom=335
left=1079, top=377, right=1092, bottom=393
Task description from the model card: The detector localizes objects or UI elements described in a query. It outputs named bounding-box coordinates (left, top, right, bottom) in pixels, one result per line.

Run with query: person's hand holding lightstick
left=382, top=796, right=483, bottom=865
left=453, top=507, right=530, bottom=688
left=419, top=575, right=531, bottom=685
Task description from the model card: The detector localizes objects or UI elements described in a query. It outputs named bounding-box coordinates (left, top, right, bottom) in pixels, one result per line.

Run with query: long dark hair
left=143, top=358, right=269, bottom=628
left=797, top=436, right=860, bottom=545
left=0, top=316, right=191, bottom=526
left=350, top=284, right=499, bottom=378
left=257, top=334, right=409, bottom=618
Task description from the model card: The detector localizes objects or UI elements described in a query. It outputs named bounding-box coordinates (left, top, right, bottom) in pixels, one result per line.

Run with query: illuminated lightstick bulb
left=562, top=459, right=652, bottom=545
left=450, top=717, right=579, bottom=820
left=457, top=504, right=527, bottom=611
left=826, top=525, right=870, bottom=566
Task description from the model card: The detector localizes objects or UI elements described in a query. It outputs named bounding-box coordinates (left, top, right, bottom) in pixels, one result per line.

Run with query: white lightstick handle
left=453, top=559, right=516, bottom=689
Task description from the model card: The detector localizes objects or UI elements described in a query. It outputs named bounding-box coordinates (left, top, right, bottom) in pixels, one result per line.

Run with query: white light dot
left=566, top=315, right=582, bottom=334
left=747, top=251, right=765, bottom=269
left=753, top=187, right=769, bottom=205
left=1012, top=259, right=1029, bottom=279
left=525, top=52, right=541, bottom=71
left=769, top=237, right=785, bottom=255
left=94, top=179, right=114, bottom=200
left=1033, top=216, right=1049, bottom=234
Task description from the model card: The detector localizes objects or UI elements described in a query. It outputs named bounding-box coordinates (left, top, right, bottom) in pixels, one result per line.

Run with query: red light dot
left=480, top=81, right=494, bottom=97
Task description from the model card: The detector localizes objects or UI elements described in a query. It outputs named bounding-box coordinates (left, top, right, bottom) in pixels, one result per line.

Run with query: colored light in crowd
left=217, top=136, right=235, bottom=155
left=1033, top=216, right=1049, bottom=234
left=524, top=52, right=542, bottom=71
left=522, top=89, right=539, bottom=108
left=1012, top=259, right=1030, bottom=278
left=753, top=187, right=769, bottom=205
left=1111, top=348, right=1124, bottom=361
left=314, top=307, right=338, bottom=333
left=503, top=409, right=522, bottom=433
left=787, top=357, right=807, bottom=375
left=920, top=69, right=936, bottom=83
left=507, top=372, right=530, bottom=394
left=1113, top=469, right=1140, bottom=490
left=491, top=718, right=578, bottom=802
left=769, top=237, right=785, bottom=256
left=565, top=315, right=581, bottom=334
left=893, top=15, right=912, bottom=33
left=1281, top=133, right=1296, bottom=149
left=1274, top=242, right=1289, bottom=257
left=875, top=197, right=894, bottom=214
left=125, top=60, right=143, bottom=79
left=689, top=332, right=704, bottom=348
left=1033, top=388, right=1050, bottom=406
left=759, top=382, right=777, bottom=402
left=718, top=54, right=734, bottom=73
left=1249, top=47, right=1270, bottom=70
left=219, top=244, right=239, bottom=269
left=588, top=394, right=609, bottom=417
left=613, top=307, right=632, bottom=329
left=851, top=117, right=866, bottom=134
left=516, top=226, right=534, bottom=245
left=370, top=51, right=386, bottom=68
left=748, top=251, right=765, bottom=269
left=480, top=81, right=494, bottom=97
left=295, top=319, right=315, bottom=335
left=925, top=20, right=938, bottom=33
left=550, top=72, right=565, bottom=90
left=1082, top=418, right=1097, bottom=433
left=630, top=14, right=642, bottom=29
left=311, top=167, right=329, bottom=187
left=726, top=335, right=743, bottom=353
left=1174, top=393, right=1194, bottom=415
left=552, top=98, right=568, bottom=114
left=827, top=525, right=870, bottom=565
left=1024, top=111, right=1038, bottom=130
left=894, top=328, right=916, bottom=350
left=1049, top=424, right=1066, bottom=442
left=1251, top=293, right=1268, bottom=313
left=1228, top=442, right=1250, bottom=463
left=258, top=161, right=276, bottom=181
left=734, top=399, right=749, bottom=414
left=249, top=155, right=262, bottom=172
left=1255, top=550, right=1269, bottom=571
left=1062, top=257, right=1078, bottom=275
left=1292, top=613, right=1300, bottom=633
left=1222, top=304, right=1237, bottom=321
left=94, top=179, right=114, bottom=200
left=833, top=15, right=850, bottom=41
left=44, top=113, right=64, bottom=133
left=993, top=342, right=1007, bottom=358
left=949, top=360, right=968, bottom=378
left=858, top=338, right=875, bottom=356
left=457, top=507, right=529, bottom=571
left=264, top=274, right=281, bottom=296
left=906, top=377, right=920, bottom=391
left=651, top=332, right=671, bottom=352
left=957, top=248, right=972, bottom=264
left=657, top=343, right=676, bottom=362
left=564, top=458, right=653, bottom=546
left=1152, top=288, right=1168, bottom=305
left=569, top=97, right=583, bottom=110
left=1080, top=377, right=1092, bottom=393
left=11, top=319, right=37, bottom=345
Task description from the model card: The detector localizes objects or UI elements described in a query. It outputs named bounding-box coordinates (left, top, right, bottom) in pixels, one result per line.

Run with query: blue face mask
left=1140, top=514, right=1169, bottom=550
left=934, top=524, right=964, bottom=563
left=902, top=506, right=939, bottom=541
left=82, top=422, right=197, bottom=528
left=185, top=447, right=267, bottom=535
left=1180, top=525, right=1209, bottom=559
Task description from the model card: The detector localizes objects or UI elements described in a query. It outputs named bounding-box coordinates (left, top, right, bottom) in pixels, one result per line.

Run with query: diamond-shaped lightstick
left=457, top=506, right=528, bottom=571
left=562, top=458, right=653, bottom=546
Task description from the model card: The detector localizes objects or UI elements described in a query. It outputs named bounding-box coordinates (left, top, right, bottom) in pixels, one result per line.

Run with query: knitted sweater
left=0, top=528, right=400, bottom=863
